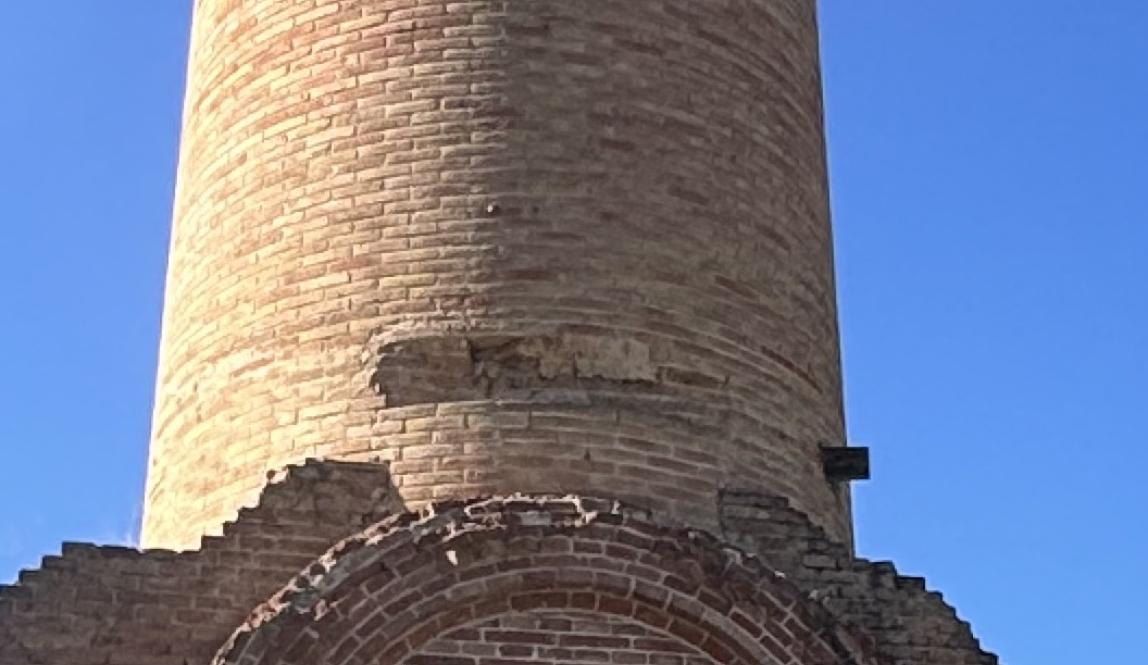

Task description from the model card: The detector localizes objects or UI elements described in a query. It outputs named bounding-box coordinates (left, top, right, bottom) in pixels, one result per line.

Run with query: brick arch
left=214, top=496, right=870, bottom=665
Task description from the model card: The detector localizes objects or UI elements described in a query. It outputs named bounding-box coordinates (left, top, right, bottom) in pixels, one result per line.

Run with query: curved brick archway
left=214, top=496, right=871, bottom=665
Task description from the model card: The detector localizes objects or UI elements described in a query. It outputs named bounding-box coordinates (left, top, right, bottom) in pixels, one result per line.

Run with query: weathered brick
left=0, top=2, right=1002, bottom=664
left=144, top=0, right=853, bottom=553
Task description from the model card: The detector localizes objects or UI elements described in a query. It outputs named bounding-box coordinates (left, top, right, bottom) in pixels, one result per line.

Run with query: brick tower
left=142, top=0, right=851, bottom=553
left=0, top=3, right=999, bottom=665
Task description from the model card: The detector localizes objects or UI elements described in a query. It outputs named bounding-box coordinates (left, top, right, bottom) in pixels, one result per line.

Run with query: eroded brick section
left=215, top=495, right=873, bottom=665
left=718, top=491, right=998, bottom=665
left=413, top=611, right=719, bottom=665
left=0, top=461, right=397, bottom=665
left=144, top=0, right=852, bottom=551
left=369, top=334, right=660, bottom=407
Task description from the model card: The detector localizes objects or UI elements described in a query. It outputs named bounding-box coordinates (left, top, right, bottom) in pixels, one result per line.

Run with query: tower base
left=1, top=460, right=996, bottom=665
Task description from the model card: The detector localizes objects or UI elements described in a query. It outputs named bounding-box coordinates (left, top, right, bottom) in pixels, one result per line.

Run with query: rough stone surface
left=143, top=0, right=852, bottom=551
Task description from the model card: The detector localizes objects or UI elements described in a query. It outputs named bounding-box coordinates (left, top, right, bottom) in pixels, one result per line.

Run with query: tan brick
left=143, top=0, right=851, bottom=554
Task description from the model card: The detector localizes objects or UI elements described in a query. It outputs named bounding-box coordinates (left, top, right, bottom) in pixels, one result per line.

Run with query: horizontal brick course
left=418, top=611, right=721, bottom=664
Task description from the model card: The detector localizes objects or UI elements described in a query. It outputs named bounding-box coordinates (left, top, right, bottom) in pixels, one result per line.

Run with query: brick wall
left=1, top=461, right=997, bottom=665
left=145, top=0, right=852, bottom=550
left=414, top=611, right=722, bottom=664
left=214, top=493, right=872, bottom=665
left=719, top=491, right=998, bottom=665
left=0, top=462, right=394, bottom=665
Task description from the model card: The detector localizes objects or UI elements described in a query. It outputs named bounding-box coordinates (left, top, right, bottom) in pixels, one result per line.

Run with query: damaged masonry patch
left=366, top=333, right=666, bottom=408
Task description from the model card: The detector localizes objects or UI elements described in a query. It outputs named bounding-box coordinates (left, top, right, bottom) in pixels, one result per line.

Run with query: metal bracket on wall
left=821, top=445, right=870, bottom=483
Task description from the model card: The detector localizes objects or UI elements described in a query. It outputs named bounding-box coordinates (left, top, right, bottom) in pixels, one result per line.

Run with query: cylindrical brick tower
left=142, top=0, right=849, bottom=550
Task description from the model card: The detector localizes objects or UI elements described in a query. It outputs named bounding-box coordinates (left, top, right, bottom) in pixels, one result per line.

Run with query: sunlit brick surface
left=3, top=464, right=996, bottom=665
left=143, top=0, right=849, bottom=550
left=213, top=494, right=870, bottom=665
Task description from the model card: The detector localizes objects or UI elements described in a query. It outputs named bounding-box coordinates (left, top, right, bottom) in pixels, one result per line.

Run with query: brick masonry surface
left=718, top=492, right=998, bottom=665
left=0, top=1, right=1004, bottom=663
left=0, top=462, right=395, bottom=665
left=144, top=0, right=852, bottom=551
left=210, top=480, right=873, bottom=665
left=412, top=611, right=724, bottom=665
left=0, top=460, right=996, bottom=665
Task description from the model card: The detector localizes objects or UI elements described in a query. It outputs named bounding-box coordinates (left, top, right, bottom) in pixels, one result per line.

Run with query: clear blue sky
left=1, top=2, right=1145, bottom=663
